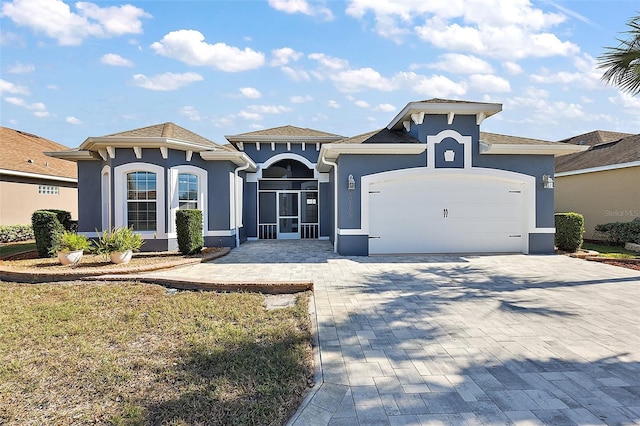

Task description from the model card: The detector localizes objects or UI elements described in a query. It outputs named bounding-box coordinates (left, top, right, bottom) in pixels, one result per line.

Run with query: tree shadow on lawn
left=134, top=332, right=312, bottom=425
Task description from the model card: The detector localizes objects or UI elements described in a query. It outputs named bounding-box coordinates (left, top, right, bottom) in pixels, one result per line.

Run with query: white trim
left=338, top=228, right=364, bottom=236
left=167, top=165, right=208, bottom=236
left=317, top=172, right=330, bottom=183
left=246, top=172, right=258, bottom=183
left=80, top=136, right=223, bottom=153
left=229, top=172, right=235, bottom=229
left=533, top=228, right=555, bottom=233
left=114, top=162, right=166, bottom=238
left=98, top=150, right=108, bottom=161
left=355, top=167, right=536, bottom=254
left=387, top=100, right=502, bottom=131
left=186, top=150, right=193, bottom=162
left=555, top=161, right=640, bottom=177
left=205, top=230, right=235, bottom=237
left=106, top=146, right=116, bottom=159
left=226, top=135, right=342, bottom=143
left=262, top=152, right=315, bottom=170
left=160, top=146, right=168, bottom=159
left=100, top=165, right=111, bottom=231
left=0, top=168, right=77, bottom=183
left=199, top=151, right=257, bottom=170
left=271, top=142, right=275, bottom=151
left=133, top=146, right=142, bottom=159
left=317, top=143, right=428, bottom=172
left=427, top=129, right=472, bottom=169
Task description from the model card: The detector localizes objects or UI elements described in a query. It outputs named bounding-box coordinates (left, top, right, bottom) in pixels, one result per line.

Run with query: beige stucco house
left=0, top=127, right=78, bottom=225
left=555, top=131, right=640, bottom=240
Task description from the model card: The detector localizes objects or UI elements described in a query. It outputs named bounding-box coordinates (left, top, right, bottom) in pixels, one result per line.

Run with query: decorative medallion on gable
left=426, top=129, right=472, bottom=169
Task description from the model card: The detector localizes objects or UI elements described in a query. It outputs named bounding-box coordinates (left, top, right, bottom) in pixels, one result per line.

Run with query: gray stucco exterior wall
left=240, top=143, right=321, bottom=164
left=77, top=160, right=103, bottom=233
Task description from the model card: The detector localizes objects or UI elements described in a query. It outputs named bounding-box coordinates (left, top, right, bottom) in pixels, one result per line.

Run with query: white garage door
left=368, top=174, right=526, bottom=254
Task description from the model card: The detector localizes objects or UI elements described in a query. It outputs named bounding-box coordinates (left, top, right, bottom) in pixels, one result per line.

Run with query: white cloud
left=502, top=61, right=523, bottom=75
left=280, top=66, right=310, bottom=81
left=331, top=67, right=393, bottom=92
left=132, top=72, right=203, bottom=91
left=268, top=0, right=333, bottom=20
left=239, top=87, right=262, bottom=99
left=180, top=105, right=202, bottom=121
left=375, top=103, right=396, bottom=112
left=4, top=96, right=48, bottom=116
left=7, top=62, right=35, bottom=74
left=237, top=110, right=262, bottom=121
left=468, top=74, right=511, bottom=93
left=609, top=92, right=640, bottom=111
left=0, top=78, right=30, bottom=95
left=1, top=0, right=150, bottom=46
left=426, top=53, right=494, bottom=74
left=246, top=104, right=292, bottom=114
left=66, top=116, right=81, bottom=124
left=100, top=53, right=133, bottom=67
left=354, top=99, right=370, bottom=108
left=399, top=72, right=467, bottom=98
left=309, top=53, right=349, bottom=71
left=270, top=47, right=303, bottom=66
left=529, top=54, right=601, bottom=90
left=327, top=100, right=340, bottom=109
left=345, top=0, right=577, bottom=61
left=151, top=30, right=265, bottom=72
left=290, top=95, right=313, bottom=103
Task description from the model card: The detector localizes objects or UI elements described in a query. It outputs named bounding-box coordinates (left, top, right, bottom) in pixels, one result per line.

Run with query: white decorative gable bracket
left=160, top=146, right=168, bottom=159
left=403, top=121, right=411, bottom=132
left=411, top=111, right=425, bottom=125
left=447, top=112, right=455, bottom=125
left=133, top=147, right=142, bottom=159
left=476, top=112, right=486, bottom=125
left=106, top=146, right=116, bottom=159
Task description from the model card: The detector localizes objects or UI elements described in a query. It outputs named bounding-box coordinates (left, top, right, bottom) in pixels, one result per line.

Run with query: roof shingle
left=0, top=127, right=77, bottom=179
left=555, top=133, right=640, bottom=172
left=229, top=125, right=342, bottom=138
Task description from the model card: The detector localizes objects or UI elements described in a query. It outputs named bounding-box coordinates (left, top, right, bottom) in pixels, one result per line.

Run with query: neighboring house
left=48, top=99, right=584, bottom=255
left=555, top=131, right=640, bottom=240
left=0, top=127, right=78, bottom=225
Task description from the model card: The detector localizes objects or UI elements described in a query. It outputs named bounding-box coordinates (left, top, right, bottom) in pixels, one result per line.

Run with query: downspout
left=234, top=162, right=251, bottom=249
left=321, top=155, right=339, bottom=253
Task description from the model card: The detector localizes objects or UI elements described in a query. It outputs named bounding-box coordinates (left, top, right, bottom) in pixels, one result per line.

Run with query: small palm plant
left=52, top=231, right=91, bottom=266
left=92, top=226, right=144, bottom=264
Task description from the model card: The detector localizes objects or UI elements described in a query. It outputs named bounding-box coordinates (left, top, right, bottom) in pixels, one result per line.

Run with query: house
left=555, top=131, right=640, bottom=240
left=47, top=99, right=585, bottom=255
left=0, top=127, right=78, bottom=225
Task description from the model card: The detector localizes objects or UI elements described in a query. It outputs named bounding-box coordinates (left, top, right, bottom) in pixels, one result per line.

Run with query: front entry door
left=278, top=191, right=300, bottom=239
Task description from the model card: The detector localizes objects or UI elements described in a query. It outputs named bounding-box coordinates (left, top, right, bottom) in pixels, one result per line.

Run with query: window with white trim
left=126, top=171, right=157, bottom=231
left=178, top=173, right=198, bottom=209
left=38, top=185, right=59, bottom=195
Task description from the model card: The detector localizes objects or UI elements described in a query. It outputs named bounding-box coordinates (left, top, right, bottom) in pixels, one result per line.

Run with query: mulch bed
left=0, top=248, right=229, bottom=283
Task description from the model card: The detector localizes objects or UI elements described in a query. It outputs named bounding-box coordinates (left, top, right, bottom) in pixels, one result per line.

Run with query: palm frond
left=597, top=14, right=640, bottom=96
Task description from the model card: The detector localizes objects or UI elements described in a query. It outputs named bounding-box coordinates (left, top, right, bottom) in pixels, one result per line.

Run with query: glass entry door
left=278, top=191, right=299, bottom=239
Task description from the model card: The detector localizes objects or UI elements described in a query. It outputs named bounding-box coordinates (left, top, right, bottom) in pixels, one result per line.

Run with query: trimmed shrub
left=176, top=209, right=203, bottom=255
left=0, top=224, right=34, bottom=243
left=31, top=210, right=65, bottom=257
left=47, top=209, right=73, bottom=231
left=555, top=212, right=584, bottom=252
left=594, top=220, right=640, bottom=245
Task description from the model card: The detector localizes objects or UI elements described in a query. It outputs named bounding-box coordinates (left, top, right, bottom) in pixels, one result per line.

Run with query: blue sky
left=1, top=0, right=639, bottom=148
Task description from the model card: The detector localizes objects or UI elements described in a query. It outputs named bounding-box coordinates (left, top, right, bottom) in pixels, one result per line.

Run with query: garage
left=367, top=170, right=529, bottom=255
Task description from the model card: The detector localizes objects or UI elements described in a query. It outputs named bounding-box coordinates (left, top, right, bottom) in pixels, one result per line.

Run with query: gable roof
left=557, top=130, right=633, bottom=146
left=337, top=128, right=420, bottom=144
left=555, top=133, right=640, bottom=174
left=0, top=126, right=77, bottom=181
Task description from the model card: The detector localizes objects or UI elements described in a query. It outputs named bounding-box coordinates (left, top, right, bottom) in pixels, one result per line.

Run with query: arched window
left=126, top=171, right=157, bottom=231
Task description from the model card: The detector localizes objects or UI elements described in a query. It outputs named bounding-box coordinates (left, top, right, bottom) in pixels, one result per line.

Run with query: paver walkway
left=144, top=241, right=640, bottom=425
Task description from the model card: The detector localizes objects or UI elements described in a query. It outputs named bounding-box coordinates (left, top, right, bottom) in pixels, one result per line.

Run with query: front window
left=126, top=171, right=157, bottom=231
left=178, top=173, right=198, bottom=209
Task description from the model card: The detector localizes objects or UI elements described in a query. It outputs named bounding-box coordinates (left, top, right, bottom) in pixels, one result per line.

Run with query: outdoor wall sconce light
left=542, top=174, right=554, bottom=189
left=348, top=174, right=356, bottom=190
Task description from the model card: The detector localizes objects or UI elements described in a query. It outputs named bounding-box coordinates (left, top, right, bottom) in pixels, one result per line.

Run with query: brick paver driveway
left=149, top=241, right=640, bottom=425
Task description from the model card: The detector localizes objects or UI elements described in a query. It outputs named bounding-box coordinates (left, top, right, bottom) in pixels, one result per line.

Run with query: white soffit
left=199, top=151, right=258, bottom=171
left=387, top=100, right=502, bottom=131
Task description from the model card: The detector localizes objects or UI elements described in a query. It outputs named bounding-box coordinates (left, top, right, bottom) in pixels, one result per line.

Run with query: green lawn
left=0, top=241, right=36, bottom=258
left=0, top=282, right=313, bottom=425
left=582, top=242, right=640, bottom=259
